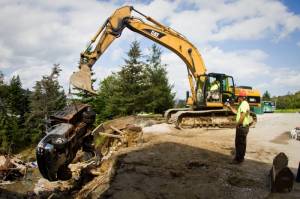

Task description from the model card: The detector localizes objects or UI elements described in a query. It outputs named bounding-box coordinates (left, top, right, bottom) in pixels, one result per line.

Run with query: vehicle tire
left=51, top=136, right=67, bottom=150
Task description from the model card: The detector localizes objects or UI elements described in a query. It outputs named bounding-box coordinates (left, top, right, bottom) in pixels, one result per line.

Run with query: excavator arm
left=70, top=6, right=207, bottom=104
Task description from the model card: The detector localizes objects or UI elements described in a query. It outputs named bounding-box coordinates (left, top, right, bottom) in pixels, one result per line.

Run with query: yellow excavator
left=70, top=6, right=256, bottom=128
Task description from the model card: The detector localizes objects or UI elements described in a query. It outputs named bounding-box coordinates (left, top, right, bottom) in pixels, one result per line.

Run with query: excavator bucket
left=70, top=64, right=97, bottom=95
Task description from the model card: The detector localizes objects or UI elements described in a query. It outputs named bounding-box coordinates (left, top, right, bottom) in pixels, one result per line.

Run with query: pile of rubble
left=34, top=116, right=144, bottom=198
left=0, top=155, right=29, bottom=182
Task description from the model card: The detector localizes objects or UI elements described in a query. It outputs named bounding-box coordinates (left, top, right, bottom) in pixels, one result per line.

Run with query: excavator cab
left=196, top=73, right=235, bottom=109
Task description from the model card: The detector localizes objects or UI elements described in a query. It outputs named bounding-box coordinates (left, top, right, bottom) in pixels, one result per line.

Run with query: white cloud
left=0, top=0, right=120, bottom=90
left=162, top=46, right=300, bottom=98
left=161, top=52, right=189, bottom=98
left=135, top=0, right=178, bottom=20
left=168, top=0, right=300, bottom=43
left=297, top=41, right=300, bottom=47
left=0, top=0, right=299, bottom=98
left=9, top=65, right=52, bottom=89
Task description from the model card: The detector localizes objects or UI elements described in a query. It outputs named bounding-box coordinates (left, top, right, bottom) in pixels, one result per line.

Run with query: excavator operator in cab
left=207, top=80, right=220, bottom=102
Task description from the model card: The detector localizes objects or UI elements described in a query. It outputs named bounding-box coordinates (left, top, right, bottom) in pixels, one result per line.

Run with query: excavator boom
left=70, top=6, right=206, bottom=103
left=70, top=5, right=257, bottom=129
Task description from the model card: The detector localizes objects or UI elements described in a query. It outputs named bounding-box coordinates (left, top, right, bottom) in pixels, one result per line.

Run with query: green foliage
left=0, top=41, right=176, bottom=152
left=175, top=100, right=186, bottom=108
left=91, top=74, right=121, bottom=123
left=91, top=42, right=174, bottom=123
left=26, top=64, right=66, bottom=139
left=262, top=90, right=271, bottom=101
left=0, top=72, right=31, bottom=153
left=144, top=44, right=175, bottom=113
left=0, top=76, right=9, bottom=126
left=0, top=65, right=66, bottom=154
left=117, top=41, right=149, bottom=114
left=274, top=108, right=300, bottom=113
left=273, top=91, right=300, bottom=109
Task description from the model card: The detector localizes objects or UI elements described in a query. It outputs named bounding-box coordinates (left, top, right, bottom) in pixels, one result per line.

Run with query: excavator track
left=166, top=109, right=257, bottom=129
left=164, top=108, right=192, bottom=124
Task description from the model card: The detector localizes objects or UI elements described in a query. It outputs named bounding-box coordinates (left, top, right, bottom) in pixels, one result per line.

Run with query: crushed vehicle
left=36, top=103, right=96, bottom=181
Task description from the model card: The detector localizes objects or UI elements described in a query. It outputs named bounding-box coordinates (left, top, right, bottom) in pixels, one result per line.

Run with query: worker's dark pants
left=235, top=126, right=249, bottom=162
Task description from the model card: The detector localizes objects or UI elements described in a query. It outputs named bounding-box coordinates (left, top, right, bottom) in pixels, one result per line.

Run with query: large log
left=270, top=152, right=294, bottom=192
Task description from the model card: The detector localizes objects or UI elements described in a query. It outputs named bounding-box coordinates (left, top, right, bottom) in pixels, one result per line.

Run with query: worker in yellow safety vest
left=225, top=89, right=250, bottom=164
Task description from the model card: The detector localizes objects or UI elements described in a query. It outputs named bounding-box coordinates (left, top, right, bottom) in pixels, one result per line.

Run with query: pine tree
left=7, top=76, right=29, bottom=120
left=0, top=73, right=30, bottom=153
left=144, top=44, right=175, bottom=113
left=91, top=74, right=121, bottom=123
left=0, top=71, right=8, bottom=124
left=117, top=41, right=148, bottom=114
left=26, top=64, right=66, bottom=140
left=92, top=42, right=175, bottom=122
left=262, top=90, right=271, bottom=101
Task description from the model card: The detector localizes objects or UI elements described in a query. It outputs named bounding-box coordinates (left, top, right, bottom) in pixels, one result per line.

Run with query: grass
left=274, top=109, right=300, bottom=113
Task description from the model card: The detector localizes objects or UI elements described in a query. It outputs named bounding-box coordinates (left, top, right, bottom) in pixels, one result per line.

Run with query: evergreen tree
left=0, top=76, right=9, bottom=147
left=26, top=64, right=66, bottom=140
left=117, top=41, right=148, bottom=114
left=144, top=44, right=175, bottom=113
left=7, top=76, right=30, bottom=121
left=0, top=73, right=30, bottom=153
left=91, top=74, right=121, bottom=123
left=262, top=90, right=271, bottom=101
left=91, top=42, right=175, bottom=122
left=0, top=71, right=8, bottom=124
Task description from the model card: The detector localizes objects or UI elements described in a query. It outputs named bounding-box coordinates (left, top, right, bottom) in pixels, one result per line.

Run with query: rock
left=0, top=155, right=31, bottom=180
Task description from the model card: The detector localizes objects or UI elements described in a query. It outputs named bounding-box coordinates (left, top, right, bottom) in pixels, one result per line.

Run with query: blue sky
left=0, top=0, right=300, bottom=99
